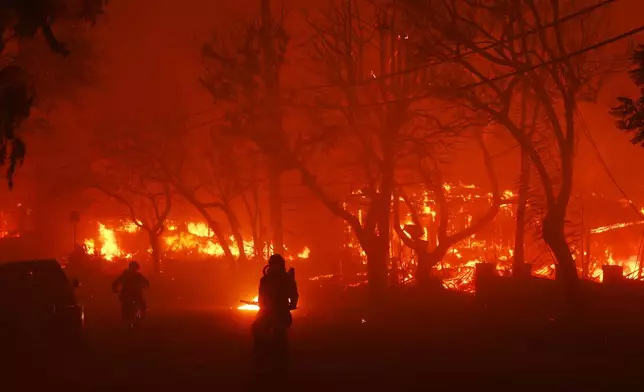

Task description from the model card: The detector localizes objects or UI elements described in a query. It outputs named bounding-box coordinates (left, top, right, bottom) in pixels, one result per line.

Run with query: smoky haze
left=6, top=0, right=643, bottom=258
left=7, top=0, right=644, bottom=389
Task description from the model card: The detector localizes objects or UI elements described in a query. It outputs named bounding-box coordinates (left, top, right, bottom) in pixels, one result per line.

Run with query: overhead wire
left=577, top=109, right=644, bottom=278
left=285, top=22, right=644, bottom=109
left=577, top=109, right=643, bottom=218
left=286, top=0, right=620, bottom=93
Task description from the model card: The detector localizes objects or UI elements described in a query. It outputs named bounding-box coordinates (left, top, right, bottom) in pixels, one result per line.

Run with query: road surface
left=6, top=304, right=644, bottom=391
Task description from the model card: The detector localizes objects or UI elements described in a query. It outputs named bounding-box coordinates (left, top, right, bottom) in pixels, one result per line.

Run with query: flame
left=83, top=223, right=133, bottom=261
left=187, top=222, right=210, bottom=237
left=80, top=180, right=644, bottom=293
left=238, top=296, right=259, bottom=311
left=84, top=239, right=95, bottom=255
left=83, top=220, right=291, bottom=261
left=119, top=221, right=140, bottom=233
left=342, top=181, right=644, bottom=292
left=590, top=220, right=644, bottom=234
left=297, top=247, right=310, bottom=259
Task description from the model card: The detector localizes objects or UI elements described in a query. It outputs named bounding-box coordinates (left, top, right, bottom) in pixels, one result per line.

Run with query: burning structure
left=335, top=182, right=644, bottom=292
left=73, top=175, right=644, bottom=292
left=82, top=220, right=310, bottom=266
left=75, top=179, right=644, bottom=294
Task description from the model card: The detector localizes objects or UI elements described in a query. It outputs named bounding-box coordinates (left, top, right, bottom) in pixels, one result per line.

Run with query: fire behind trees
left=78, top=185, right=644, bottom=293
left=171, top=0, right=631, bottom=303
left=58, top=0, right=643, bottom=308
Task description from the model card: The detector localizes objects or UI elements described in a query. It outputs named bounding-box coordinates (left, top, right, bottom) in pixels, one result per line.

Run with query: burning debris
left=338, top=182, right=644, bottom=291
left=82, top=221, right=310, bottom=263
left=238, top=296, right=259, bottom=311
left=74, top=181, right=644, bottom=294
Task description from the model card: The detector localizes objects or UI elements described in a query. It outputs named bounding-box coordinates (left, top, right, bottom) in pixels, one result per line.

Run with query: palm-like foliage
left=0, top=0, right=108, bottom=188
left=611, top=45, right=644, bottom=146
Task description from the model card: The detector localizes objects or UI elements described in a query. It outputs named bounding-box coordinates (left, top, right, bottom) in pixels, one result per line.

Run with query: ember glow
left=83, top=221, right=310, bottom=262
left=84, top=223, right=133, bottom=261
left=164, top=226, right=256, bottom=258
left=80, top=184, right=644, bottom=292
left=237, top=296, right=259, bottom=311
left=297, top=247, right=310, bottom=259
left=340, top=182, right=644, bottom=291
left=590, top=220, right=644, bottom=234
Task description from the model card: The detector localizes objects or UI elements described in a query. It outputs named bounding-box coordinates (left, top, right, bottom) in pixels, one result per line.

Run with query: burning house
left=334, top=182, right=644, bottom=292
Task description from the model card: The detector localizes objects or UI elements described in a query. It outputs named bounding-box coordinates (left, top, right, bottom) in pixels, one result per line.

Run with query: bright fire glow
left=238, top=296, right=259, bottom=311
left=82, top=180, right=644, bottom=293
left=84, top=223, right=133, bottom=261
left=83, top=221, right=292, bottom=261
left=297, top=247, right=310, bottom=258
left=341, top=181, right=644, bottom=292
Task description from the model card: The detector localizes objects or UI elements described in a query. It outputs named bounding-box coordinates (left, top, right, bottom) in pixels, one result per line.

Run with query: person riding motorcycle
left=252, top=254, right=299, bottom=373
left=112, top=261, right=149, bottom=322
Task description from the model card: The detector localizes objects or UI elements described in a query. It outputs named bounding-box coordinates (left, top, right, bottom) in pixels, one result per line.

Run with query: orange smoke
left=237, top=296, right=259, bottom=311
left=84, top=220, right=311, bottom=261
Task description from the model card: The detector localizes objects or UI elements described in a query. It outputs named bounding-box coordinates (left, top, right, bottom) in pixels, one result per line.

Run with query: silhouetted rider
left=252, top=254, right=299, bottom=373
left=112, top=261, right=149, bottom=320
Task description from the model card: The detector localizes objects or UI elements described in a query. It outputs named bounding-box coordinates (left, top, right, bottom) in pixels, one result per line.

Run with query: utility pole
left=580, top=193, right=587, bottom=279
left=260, top=0, right=285, bottom=255
left=70, top=210, right=80, bottom=249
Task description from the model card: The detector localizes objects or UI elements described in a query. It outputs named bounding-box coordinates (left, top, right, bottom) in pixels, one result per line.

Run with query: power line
left=577, top=109, right=643, bottom=218
left=577, top=109, right=644, bottom=278
left=287, top=0, right=619, bottom=93
left=286, top=23, right=644, bottom=110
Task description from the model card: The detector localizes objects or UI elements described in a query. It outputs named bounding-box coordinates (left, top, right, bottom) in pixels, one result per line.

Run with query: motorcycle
left=123, top=301, right=145, bottom=329
left=113, top=288, right=145, bottom=329
left=121, top=298, right=144, bottom=329
left=245, top=267, right=297, bottom=374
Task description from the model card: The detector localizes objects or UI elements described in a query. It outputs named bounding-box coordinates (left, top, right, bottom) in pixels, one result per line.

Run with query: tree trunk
left=175, top=189, right=236, bottom=266
left=415, top=251, right=433, bottom=286
left=243, top=178, right=264, bottom=260
left=364, top=239, right=388, bottom=301
left=223, top=204, right=248, bottom=264
left=513, top=148, right=530, bottom=275
left=545, top=106, right=578, bottom=313
left=268, top=161, right=284, bottom=255
left=542, top=213, right=576, bottom=280
left=192, top=206, right=236, bottom=268
left=148, top=230, right=162, bottom=274
left=230, top=224, right=248, bottom=263
left=416, top=247, right=447, bottom=287
left=244, top=196, right=264, bottom=258
left=259, top=0, right=285, bottom=257
left=542, top=208, right=578, bottom=307
left=194, top=208, right=236, bottom=269
left=366, top=153, right=395, bottom=300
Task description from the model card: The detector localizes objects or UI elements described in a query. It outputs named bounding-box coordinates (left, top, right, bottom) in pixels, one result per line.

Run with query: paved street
left=4, top=302, right=644, bottom=391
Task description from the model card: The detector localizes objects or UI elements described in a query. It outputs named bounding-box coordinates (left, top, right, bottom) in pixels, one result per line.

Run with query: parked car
left=0, top=259, right=83, bottom=352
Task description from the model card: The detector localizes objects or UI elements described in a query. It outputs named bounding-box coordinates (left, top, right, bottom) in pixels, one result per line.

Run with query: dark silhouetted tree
left=402, top=0, right=618, bottom=303
left=94, top=166, right=172, bottom=274
left=297, top=0, right=473, bottom=294
left=199, top=0, right=290, bottom=254
left=0, top=0, right=107, bottom=188
left=163, top=131, right=265, bottom=269
left=611, top=45, right=644, bottom=146
left=393, top=132, right=501, bottom=286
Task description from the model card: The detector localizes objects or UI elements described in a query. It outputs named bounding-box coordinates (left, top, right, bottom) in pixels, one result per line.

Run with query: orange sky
left=87, top=0, right=644, bottom=194
left=9, top=0, right=644, bottom=251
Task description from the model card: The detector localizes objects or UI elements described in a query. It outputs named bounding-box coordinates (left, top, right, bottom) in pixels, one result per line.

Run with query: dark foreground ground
left=3, top=299, right=644, bottom=391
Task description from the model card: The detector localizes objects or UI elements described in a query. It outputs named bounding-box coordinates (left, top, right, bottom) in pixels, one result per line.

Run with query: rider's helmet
left=268, top=254, right=286, bottom=271
left=128, top=260, right=140, bottom=271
